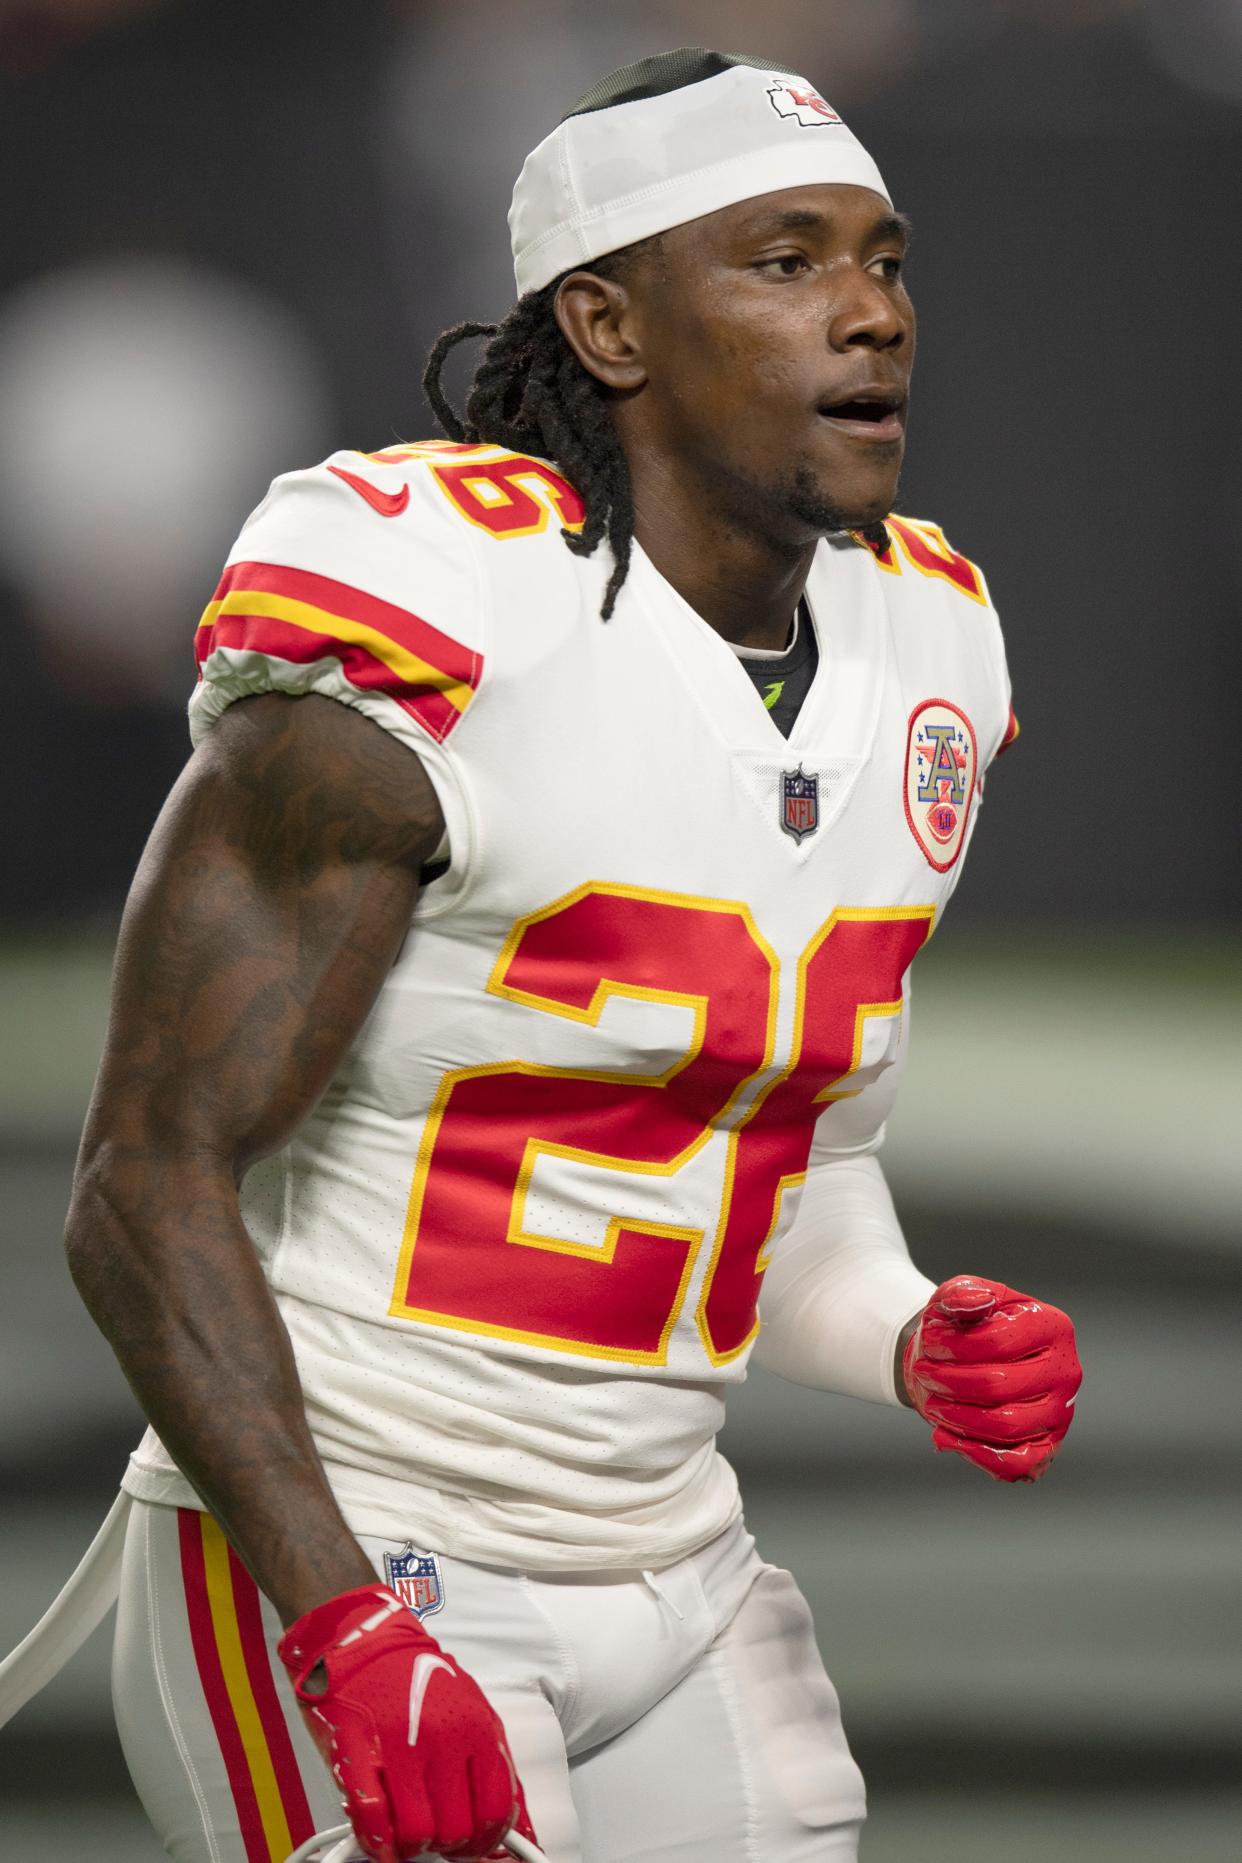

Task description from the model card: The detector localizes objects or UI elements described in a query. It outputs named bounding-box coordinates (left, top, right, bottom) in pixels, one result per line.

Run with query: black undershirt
left=735, top=599, right=819, bottom=738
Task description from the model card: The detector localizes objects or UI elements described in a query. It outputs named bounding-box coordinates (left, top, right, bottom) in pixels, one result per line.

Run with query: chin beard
left=782, top=462, right=897, bottom=537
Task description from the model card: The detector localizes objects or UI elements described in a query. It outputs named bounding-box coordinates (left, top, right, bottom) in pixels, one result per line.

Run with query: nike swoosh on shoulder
left=327, top=463, right=411, bottom=517
left=408, top=1652, right=455, bottom=1746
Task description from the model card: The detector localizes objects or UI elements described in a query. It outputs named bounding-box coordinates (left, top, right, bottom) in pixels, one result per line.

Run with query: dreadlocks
left=422, top=239, right=891, bottom=621
left=422, top=242, right=660, bottom=621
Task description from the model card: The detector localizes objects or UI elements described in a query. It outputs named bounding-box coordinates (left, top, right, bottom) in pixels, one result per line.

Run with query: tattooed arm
left=64, top=693, right=444, bottom=1624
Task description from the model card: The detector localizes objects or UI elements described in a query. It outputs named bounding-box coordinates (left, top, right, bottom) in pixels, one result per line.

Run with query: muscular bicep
left=90, top=693, right=444, bottom=1173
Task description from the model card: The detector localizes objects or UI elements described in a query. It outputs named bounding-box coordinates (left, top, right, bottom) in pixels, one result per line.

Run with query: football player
left=38, top=46, right=1080, bottom=1863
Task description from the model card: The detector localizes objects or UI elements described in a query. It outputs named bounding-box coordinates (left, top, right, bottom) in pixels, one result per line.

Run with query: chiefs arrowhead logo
left=904, top=699, right=978, bottom=872
left=766, top=79, right=843, bottom=128
left=328, top=463, right=410, bottom=518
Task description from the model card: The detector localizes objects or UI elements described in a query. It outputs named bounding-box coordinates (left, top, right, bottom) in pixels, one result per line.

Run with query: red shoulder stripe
left=195, top=559, right=481, bottom=744
left=998, top=705, right=1021, bottom=755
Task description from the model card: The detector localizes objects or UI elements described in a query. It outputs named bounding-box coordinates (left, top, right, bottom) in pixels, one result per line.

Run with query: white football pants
left=112, top=1499, right=866, bottom=1863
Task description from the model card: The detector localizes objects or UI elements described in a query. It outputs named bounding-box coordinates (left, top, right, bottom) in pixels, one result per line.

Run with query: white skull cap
left=510, top=48, right=891, bottom=297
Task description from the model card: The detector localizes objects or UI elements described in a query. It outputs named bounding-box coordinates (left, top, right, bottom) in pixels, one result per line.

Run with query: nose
left=827, top=267, right=909, bottom=352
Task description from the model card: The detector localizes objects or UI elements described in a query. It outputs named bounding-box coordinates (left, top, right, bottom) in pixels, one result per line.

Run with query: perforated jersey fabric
left=123, top=439, right=1012, bottom=1570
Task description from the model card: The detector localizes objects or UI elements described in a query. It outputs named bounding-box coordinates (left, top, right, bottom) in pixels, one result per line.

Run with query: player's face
left=632, top=184, right=915, bottom=538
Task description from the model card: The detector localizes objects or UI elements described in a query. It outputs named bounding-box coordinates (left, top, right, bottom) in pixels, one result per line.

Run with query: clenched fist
left=903, top=1275, right=1082, bottom=1481
left=278, top=1585, right=538, bottom=1863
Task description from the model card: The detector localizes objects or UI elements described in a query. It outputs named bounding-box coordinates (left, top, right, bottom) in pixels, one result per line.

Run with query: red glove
left=277, top=1585, right=537, bottom=1863
left=903, top=1275, right=1081, bottom=1482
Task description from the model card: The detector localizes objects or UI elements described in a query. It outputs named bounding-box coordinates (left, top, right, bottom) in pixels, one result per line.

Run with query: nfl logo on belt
left=383, top=1544, right=445, bottom=1620
left=781, top=766, right=819, bottom=843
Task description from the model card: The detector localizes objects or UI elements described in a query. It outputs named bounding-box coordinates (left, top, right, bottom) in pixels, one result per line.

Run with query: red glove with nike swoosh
left=277, top=1585, right=538, bottom=1863
left=903, top=1275, right=1082, bottom=1481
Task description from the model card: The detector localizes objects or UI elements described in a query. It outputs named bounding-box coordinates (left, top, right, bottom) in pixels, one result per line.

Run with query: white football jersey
left=124, top=440, right=1016, bottom=1568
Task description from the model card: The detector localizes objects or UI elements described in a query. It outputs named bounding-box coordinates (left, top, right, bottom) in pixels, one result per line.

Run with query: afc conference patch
left=904, top=699, right=978, bottom=872
left=781, top=765, right=820, bottom=843
left=383, top=1544, right=445, bottom=1620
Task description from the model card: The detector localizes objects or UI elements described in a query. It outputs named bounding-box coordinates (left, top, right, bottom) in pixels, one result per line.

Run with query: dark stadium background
left=1, top=3, right=1238, bottom=1858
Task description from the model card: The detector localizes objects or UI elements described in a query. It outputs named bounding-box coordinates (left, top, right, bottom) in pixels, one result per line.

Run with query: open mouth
left=819, top=392, right=904, bottom=421
left=817, top=393, right=905, bottom=439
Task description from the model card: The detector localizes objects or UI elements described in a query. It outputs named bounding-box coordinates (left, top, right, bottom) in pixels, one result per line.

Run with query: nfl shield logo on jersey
left=904, top=700, right=979, bottom=872
left=383, top=1544, right=445, bottom=1620
left=781, top=766, right=820, bottom=843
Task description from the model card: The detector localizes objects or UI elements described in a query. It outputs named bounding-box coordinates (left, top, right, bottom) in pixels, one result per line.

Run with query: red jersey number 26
left=391, top=884, right=931, bottom=1367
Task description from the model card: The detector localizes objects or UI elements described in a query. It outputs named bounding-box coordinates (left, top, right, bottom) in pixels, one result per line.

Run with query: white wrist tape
left=754, top=1154, right=933, bottom=1406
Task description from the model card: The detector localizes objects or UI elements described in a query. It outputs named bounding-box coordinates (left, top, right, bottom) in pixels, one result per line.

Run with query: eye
left=757, top=253, right=811, bottom=278
left=870, top=254, right=905, bottom=283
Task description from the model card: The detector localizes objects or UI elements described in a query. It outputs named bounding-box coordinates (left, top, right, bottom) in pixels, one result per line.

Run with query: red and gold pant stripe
left=178, top=1509, right=314, bottom=1863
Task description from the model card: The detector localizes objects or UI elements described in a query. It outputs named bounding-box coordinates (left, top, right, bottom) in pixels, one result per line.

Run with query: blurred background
left=1, top=1, right=1238, bottom=1858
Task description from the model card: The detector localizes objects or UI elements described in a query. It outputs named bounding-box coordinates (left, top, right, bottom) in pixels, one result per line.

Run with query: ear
left=554, top=271, right=648, bottom=392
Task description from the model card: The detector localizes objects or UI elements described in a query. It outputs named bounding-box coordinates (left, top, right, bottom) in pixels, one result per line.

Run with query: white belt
left=0, top=1488, right=132, bottom=1729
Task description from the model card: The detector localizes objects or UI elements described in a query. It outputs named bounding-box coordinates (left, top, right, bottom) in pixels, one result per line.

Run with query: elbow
left=63, top=1150, right=122, bottom=1302
left=63, top=1135, right=155, bottom=1310
left=64, top=1132, right=237, bottom=1305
